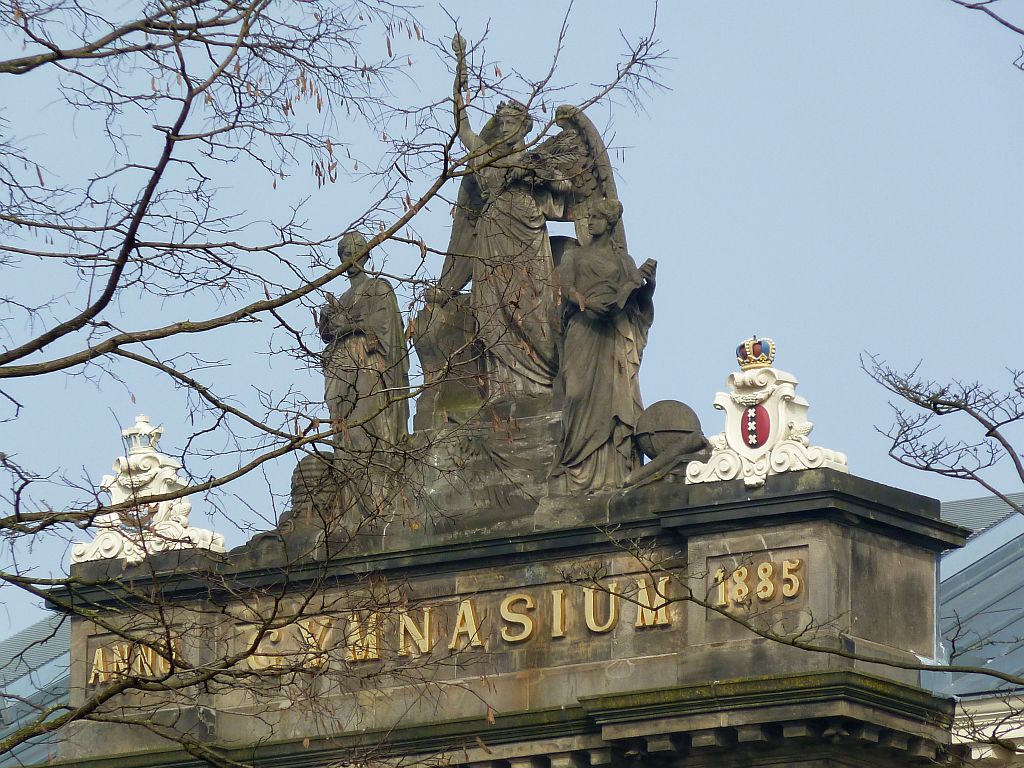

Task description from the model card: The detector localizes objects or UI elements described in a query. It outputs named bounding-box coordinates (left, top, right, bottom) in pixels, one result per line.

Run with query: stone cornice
left=578, top=670, right=955, bottom=728
left=41, top=672, right=961, bottom=768
left=659, top=469, right=968, bottom=551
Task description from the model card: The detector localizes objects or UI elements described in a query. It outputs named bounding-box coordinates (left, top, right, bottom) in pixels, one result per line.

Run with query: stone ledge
left=657, top=469, right=969, bottom=551
left=578, top=671, right=954, bottom=732
left=45, top=672, right=962, bottom=768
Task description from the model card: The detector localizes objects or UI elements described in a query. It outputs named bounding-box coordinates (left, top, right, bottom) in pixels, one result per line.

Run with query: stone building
left=11, top=404, right=1024, bottom=766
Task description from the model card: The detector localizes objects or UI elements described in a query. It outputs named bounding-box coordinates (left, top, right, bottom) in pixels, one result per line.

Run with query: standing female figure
left=550, top=199, right=656, bottom=493
left=319, top=232, right=409, bottom=453
left=441, top=34, right=561, bottom=398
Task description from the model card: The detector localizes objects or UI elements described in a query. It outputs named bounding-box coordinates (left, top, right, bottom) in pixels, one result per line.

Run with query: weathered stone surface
left=411, top=292, right=485, bottom=431
left=56, top=467, right=969, bottom=767
left=319, top=232, right=409, bottom=454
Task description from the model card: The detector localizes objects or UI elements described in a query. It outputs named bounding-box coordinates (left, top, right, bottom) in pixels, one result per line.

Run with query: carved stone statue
left=410, top=292, right=484, bottom=430
left=626, top=400, right=709, bottom=487
left=432, top=35, right=625, bottom=402
left=319, top=232, right=409, bottom=453
left=549, top=199, right=656, bottom=494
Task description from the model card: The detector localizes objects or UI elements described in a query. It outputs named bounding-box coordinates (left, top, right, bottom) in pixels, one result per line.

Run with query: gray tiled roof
left=941, top=491, right=1024, bottom=536
left=0, top=614, right=69, bottom=688
left=938, top=513, right=1024, bottom=696
left=0, top=615, right=69, bottom=766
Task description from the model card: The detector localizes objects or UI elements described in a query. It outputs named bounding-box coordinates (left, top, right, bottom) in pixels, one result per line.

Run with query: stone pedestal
left=53, top=470, right=968, bottom=767
left=411, top=293, right=485, bottom=432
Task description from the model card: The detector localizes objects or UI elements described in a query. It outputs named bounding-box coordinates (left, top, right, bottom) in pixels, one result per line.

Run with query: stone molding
left=43, top=672, right=963, bottom=768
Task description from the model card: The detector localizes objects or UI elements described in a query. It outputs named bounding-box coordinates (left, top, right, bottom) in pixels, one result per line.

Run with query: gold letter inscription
left=713, top=568, right=729, bottom=607
left=756, top=562, right=776, bottom=601
left=551, top=588, right=567, bottom=638
left=584, top=583, right=620, bottom=633
left=448, top=599, right=485, bottom=650
left=398, top=608, right=433, bottom=656
left=131, top=643, right=172, bottom=677
left=781, top=559, right=802, bottom=598
left=298, top=617, right=334, bottom=669
left=110, top=643, right=131, bottom=678
left=89, top=647, right=110, bottom=685
left=500, top=593, right=535, bottom=643
left=246, top=628, right=284, bottom=670
left=635, top=576, right=671, bottom=628
left=346, top=612, right=381, bottom=661
left=710, top=557, right=806, bottom=609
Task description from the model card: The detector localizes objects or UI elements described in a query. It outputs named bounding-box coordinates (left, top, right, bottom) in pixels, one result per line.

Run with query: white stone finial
left=685, top=339, right=848, bottom=488
left=71, top=414, right=226, bottom=565
left=123, top=413, right=163, bottom=455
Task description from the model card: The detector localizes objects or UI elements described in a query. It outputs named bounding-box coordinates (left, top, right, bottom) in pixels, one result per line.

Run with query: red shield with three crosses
left=740, top=404, right=770, bottom=449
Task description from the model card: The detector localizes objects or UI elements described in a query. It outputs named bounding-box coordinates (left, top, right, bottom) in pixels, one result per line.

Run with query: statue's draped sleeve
left=437, top=173, right=483, bottom=297
left=366, top=278, right=410, bottom=429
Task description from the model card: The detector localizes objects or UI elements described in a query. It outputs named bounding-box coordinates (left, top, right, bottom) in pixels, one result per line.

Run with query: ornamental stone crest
left=70, top=414, right=225, bottom=565
left=685, top=338, right=848, bottom=488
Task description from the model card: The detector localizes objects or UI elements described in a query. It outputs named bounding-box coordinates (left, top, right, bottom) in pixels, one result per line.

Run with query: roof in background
left=0, top=614, right=69, bottom=689
left=938, top=502, right=1024, bottom=697
left=941, top=491, right=1024, bottom=536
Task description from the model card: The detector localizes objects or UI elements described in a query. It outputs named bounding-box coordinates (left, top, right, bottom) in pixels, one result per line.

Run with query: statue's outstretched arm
left=452, top=34, right=483, bottom=154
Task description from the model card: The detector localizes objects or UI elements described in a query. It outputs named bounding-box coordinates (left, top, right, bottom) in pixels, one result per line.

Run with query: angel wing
left=528, top=105, right=624, bottom=248
left=438, top=106, right=622, bottom=294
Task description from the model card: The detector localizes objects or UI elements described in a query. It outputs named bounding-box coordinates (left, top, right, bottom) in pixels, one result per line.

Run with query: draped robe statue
left=432, top=36, right=628, bottom=403
left=435, top=39, right=560, bottom=398
left=549, top=200, right=656, bottom=494
left=319, top=232, right=409, bottom=456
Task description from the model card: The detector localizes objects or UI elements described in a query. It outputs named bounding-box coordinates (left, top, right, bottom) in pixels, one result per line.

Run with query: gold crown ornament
left=736, top=337, right=776, bottom=370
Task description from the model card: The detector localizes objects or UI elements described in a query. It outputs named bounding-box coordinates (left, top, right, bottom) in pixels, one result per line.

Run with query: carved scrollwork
left=71, top=415, right=226, bottom=566
left=769, top=441, right=848, bottom=476
left=685, top=447, right=742, bottom=484
left=687, top=360, right=848, bottom=488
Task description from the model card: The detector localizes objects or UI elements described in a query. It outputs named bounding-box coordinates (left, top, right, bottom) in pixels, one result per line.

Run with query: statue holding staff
left=434, top=36, right=631, bottom=403
left=434, top=33, right=561, bottom=398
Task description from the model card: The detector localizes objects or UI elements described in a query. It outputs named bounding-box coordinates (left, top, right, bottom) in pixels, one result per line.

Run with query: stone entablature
left=45, top=671, right=963, bottom=768
left=54, top=470, right=970, bottom=766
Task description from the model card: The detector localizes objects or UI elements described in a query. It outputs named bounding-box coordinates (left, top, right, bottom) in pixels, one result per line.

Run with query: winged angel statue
left=430, top=34, right=628, bottom=401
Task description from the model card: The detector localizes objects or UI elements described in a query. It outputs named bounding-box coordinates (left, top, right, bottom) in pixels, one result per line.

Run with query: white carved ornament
left=685, top=352, right=848, bottom=488
left=71, top=415, right=226, bottom=565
